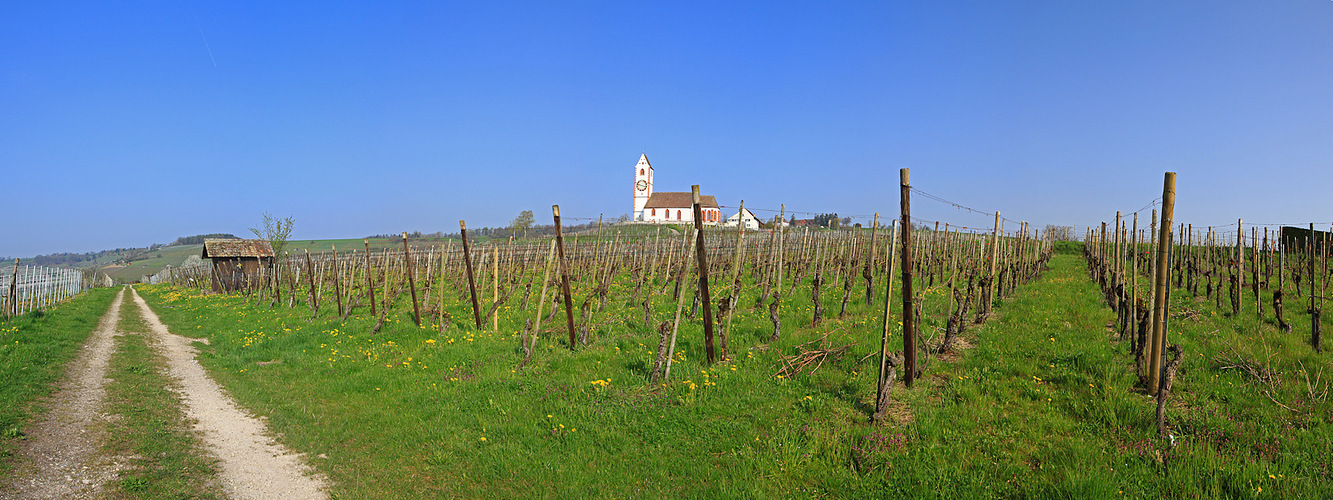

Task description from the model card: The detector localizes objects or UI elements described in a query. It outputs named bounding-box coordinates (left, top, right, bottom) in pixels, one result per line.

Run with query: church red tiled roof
left=643, top=192, right=719, bottom=209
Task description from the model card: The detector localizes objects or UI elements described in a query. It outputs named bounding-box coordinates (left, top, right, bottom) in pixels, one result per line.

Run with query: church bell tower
left=633, top=153, right=653, bottom=221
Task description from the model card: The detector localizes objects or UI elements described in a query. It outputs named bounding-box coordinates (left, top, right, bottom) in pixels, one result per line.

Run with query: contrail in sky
left=198, top=26, right=217, bottom=68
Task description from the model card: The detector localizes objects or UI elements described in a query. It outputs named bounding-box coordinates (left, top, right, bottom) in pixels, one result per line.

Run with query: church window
left=651, top=208, right=656, bottom=216
left=639, top=168, right=644, bottom=175
left=676, top=210, right=681, bottom=220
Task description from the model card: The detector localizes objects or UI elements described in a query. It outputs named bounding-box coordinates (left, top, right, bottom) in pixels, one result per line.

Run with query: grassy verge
left=134, top=248, right=1332, bottom=498
left=100, top=289, right=222, bottom=499
left=0, top=287, right=118, bottom=478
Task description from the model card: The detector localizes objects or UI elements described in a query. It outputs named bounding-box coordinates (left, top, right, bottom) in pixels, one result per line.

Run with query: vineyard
left=1, top=261, right=108, bottom=317
left=8, top=172, right=1332, bottom=497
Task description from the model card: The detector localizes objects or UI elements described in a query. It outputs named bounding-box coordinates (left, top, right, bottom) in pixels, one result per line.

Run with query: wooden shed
left=202, top=239, right=275, bottom=293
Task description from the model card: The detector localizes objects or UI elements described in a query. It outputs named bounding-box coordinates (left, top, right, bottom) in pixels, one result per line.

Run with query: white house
left=632, top=153, right=723, bottom=225
left=722, top=207, right=762, bottom=230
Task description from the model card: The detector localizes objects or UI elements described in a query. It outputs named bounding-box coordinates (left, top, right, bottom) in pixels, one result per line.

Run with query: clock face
left=636, top=180, right=647, bottom=191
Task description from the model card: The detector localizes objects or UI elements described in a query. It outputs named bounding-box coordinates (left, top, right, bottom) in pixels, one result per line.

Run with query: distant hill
left=171, top=233, right=239, bottom=246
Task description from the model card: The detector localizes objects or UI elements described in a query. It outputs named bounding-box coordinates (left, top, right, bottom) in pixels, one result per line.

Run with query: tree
left=510, top=210, right=535, bottom=238
left=812, top=213, right=840, bottom=228
left=250, top=212, right=295, bottom=257
left=1043, top=225, right=1075, bottom=242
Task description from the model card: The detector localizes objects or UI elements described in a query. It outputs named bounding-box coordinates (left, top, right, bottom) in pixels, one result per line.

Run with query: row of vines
left=159, top=174, right=1056, bottom=419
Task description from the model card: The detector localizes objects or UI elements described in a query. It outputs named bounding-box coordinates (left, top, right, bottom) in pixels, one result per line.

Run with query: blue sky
left=3, top=1, right=1331, bottom=257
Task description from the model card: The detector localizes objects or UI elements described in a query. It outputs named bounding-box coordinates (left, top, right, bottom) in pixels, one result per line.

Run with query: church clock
left=636, top=180, right=648, bottom=191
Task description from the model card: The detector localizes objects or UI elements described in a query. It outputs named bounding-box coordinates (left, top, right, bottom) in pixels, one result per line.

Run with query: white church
left=631, top=153, right=761, bottom=229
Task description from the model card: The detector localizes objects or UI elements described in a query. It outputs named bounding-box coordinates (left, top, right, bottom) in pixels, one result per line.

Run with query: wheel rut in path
left=126, top=287, right=328, bottom=500
left=8, top=287, right=128, bottom=499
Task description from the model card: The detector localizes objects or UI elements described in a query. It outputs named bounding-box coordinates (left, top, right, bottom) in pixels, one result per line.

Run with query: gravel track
left=128, top=287, right=327, bottom=500
left=7, top=287, right=128, bottom=499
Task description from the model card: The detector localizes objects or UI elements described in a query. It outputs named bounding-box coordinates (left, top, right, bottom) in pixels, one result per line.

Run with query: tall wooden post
left=1237, top=219, right=1244, bottom=315
left=900, top=169, right=916, bottom=387
left=403, top=233, right=422, bottom=327
left=1148, top=172, right=1177, bottom=394
left=875, top=220, right=901, bottom=407
left=723, top=200, right=746, bottom=359
left=332, top=244, right=344, bottom=317
left=304, top=249, right=318, bottom=315
left=866, top=213, right=880, bottom=305
left=1130, top=213, right=1139, bottom=342
left=431, top=244, right=446, bottom=327
left=492, top=242, right=500, bottom=331
left=364, top=239, right=376, bottom=316
left=553, top=206, right=578, bottom=350
left=1312, top=223, right=1322, bottom=352
left=8, top=259, right=17, bottom=317
left=691, top=185, right=718, bottom=364
left=460, top=221, right=483, bottom=329
left=989, top=211, right=1001, bottom=306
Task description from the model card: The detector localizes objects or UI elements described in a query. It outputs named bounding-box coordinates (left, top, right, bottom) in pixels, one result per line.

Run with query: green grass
left=100, top=291, right=222, bottom=499
left=133, top=246, right=1332, bottom=498
left=0, top=287, right=119, bottom=479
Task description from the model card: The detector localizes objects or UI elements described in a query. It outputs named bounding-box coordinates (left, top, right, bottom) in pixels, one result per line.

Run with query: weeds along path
left=127, top=286, right=328, bottom=500
left=8, top=287, right=127, bottom=499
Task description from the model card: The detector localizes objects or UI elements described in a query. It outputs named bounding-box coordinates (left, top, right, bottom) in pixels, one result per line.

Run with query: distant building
left=631, top=153, right=723, bottom=225
left=722, top=207, right=762, bottom=230
left=201, top=239, right=274, bottom=293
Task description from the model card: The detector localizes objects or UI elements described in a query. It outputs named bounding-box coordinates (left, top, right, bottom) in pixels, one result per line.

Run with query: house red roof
left=643, top=192, right=719, bottom=209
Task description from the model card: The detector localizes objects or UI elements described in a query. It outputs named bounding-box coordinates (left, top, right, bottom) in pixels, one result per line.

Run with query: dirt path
left=127, top=287, right=328, bottom=500
left=8, top=287, right=128, bottom=499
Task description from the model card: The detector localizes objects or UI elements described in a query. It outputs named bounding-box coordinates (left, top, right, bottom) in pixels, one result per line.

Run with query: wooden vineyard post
left=866, top=212, right=879, bottom=305
left=364, top=239, right=376, bottom=317
left=767, top=204, right=787, bottom=342
left=436, top=244, right=448, bottom=329
left=8, top=259, right=17, bottom=317
left=460, top=221, right=483, bottom=329
left=553, top=205, right=578, bottom=350
left=1130, top=213, right=1139, bottom=345
left=660, top=229, right=698, bottom=385
left=304, top=249, right=318, bottom=316
left=691, top=185, right=717, bottom=364
left=900, top=168, right=916, bottom=387
left=984, top=211, right=1001, bottom=321
left=1148, top=172, right=1176, bottom=394
left=723, top=200, right=746, bottom=361
left=873, top=220, right=901, bottom=422
left=332, top=244, right=344, bottom=317
left=1312, top=223, right=1322, bottom=352
left=271, top=253, right=282, bottom=305
left=520, top=240, right=558, bottom=369
left=403, top=233, right=422, bottom=327
left=1237, top=219, right=1244, bottom=315
left=492, top=242, right=500, bottom=331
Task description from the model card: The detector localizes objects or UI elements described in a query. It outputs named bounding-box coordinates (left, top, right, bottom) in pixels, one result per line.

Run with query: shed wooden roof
left=643, top=192, right=719, bottom=209
left=202, top=239, right=275, bottom=258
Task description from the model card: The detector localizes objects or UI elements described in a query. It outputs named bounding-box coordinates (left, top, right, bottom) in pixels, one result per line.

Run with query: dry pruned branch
left=1211, top=342, right=1279, bottom=388
left=774, top=329, right=855, bottom=379
left=1299, top=360, right=1329, bottom=404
